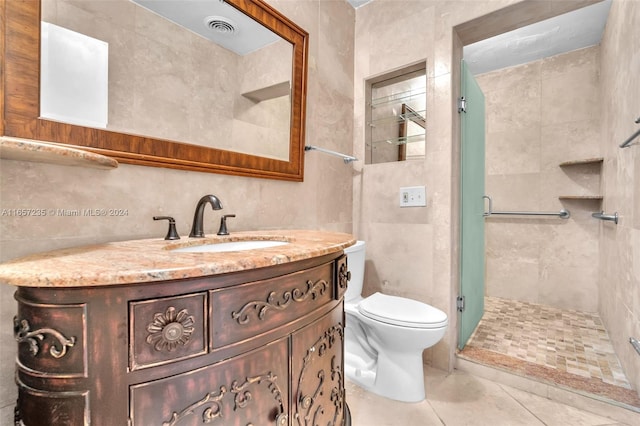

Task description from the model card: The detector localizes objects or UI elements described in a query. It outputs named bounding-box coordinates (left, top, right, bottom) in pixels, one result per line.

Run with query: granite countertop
left=0, top=136, right=118, bottom=169
left=0, top=230, right=356, bottom=288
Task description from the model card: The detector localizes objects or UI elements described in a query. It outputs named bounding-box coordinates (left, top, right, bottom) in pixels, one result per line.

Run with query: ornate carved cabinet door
left=130, top=337, right=289, bottom=425
left=291, top=304, right=345, bottom=426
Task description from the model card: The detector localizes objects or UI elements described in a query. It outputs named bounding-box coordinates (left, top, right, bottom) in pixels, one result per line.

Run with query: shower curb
left=456, top=354, right=640, bottom=425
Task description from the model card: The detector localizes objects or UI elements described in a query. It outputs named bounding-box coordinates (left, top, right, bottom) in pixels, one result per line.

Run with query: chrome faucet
left=189, top=195, right=223, bottom=238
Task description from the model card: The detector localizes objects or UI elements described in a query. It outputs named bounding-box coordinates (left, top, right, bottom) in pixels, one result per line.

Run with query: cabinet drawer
left=130, top=337, right=289, bottom=425
left=129, top=293, right=207, bottom=370
left=211, top=261, right=334, bottom=348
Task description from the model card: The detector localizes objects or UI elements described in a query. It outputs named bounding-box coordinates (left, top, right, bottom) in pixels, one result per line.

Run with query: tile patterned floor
left=467, top=297, right=630, bottom=389
left=460, top=296, right=640, bottom=408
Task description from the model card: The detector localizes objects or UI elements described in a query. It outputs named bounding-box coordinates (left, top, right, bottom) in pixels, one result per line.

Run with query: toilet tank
left=343, top=240, right=365, bottom=302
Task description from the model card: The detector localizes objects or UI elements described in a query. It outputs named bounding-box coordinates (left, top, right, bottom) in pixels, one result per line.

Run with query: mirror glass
left=366, top=64, right=426, bottom=164
left=40, top=0, right=293, bottom=161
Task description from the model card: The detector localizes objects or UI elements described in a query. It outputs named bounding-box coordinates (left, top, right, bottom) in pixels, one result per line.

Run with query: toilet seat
left=358, top=292, right=448, bottom=329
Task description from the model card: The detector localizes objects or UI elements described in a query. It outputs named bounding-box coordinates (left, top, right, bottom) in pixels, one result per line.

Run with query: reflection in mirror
left=366, top=63, right=426, bottom=164
left=40, top=0, right=293, bottom=161
left=399, top=104, right=426, bottom=161
left=40, top=21, right=109, bottom=128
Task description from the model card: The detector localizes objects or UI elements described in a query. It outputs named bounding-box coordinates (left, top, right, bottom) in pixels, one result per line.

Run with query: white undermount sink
left=171, top=240, right=289, bottom=253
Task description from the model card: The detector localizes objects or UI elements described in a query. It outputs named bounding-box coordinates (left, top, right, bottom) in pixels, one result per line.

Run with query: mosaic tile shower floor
left=460, top=296, right=640, bottom=408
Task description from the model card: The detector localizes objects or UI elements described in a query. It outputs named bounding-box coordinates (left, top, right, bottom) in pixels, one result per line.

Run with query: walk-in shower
left=458, top=0, right=639, bottom=413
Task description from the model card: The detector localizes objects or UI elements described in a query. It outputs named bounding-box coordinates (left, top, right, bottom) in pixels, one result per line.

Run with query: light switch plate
left=400, top=186, right=426, bottom=207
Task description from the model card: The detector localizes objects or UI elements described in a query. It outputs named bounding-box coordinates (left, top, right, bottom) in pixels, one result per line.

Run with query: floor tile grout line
left=425, top=399, right=447, bottom=426
left=498, top=383, right=548, bottom=426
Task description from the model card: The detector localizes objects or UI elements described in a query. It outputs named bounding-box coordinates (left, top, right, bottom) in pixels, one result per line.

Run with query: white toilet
left=343, top=241, right=448, bottom=402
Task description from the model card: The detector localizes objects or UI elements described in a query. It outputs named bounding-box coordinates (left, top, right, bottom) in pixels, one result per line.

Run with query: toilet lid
left=358, top=292, right=448, bottom=329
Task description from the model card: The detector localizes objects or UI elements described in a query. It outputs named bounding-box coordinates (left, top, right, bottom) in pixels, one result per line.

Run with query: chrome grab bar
left=483, top=195, right=570, bottom=219
left=591, top=211, right=618, bottom=224
left=489, top=209, right=570, bottom=219
left=482, top=195, right=492, bottom=217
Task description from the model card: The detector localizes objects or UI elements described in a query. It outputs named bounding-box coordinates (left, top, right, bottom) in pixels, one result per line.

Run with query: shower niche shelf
left=558, top=195, right=603, bottom=200
left=559, top=157, right=603, bottom=167
left=558, top=157, right=603, bottom=201
left=241, top=81, right=290, bottom=102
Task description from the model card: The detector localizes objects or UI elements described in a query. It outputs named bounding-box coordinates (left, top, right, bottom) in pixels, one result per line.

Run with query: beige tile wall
left=478, top=46, right=602, bottom=312
left=599, top=0, right=640, bottom=397
left=0, top=0, right=355, bottom=421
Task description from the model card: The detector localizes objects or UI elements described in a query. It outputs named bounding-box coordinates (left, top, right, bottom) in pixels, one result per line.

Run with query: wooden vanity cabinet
left=12, top=252, right=350, bottom=425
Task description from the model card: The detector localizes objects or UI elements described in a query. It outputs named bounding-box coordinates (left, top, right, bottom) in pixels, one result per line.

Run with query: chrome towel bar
left=619, top=116, right=640, bottom=148
left=304, top=145, right=358, bottom=164
left=591, top=211, right=618, bottom=224
left=619, top=128, right=640, bottom=148
left=483, top=195, right=570, bottom=219
left=631, top=337, right=640, bottom=356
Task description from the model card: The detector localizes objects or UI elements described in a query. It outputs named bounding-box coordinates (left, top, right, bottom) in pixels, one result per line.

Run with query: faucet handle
left=153, top=216, right=181, bottom=240
left=217, top=214, right=236, bottom=236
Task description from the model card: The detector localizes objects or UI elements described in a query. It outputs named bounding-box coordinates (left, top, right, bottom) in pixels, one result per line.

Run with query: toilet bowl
left=343, top=241, right=448, bottom=402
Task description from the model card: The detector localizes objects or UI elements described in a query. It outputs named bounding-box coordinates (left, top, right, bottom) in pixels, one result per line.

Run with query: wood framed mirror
left=1, top=0, right=308, bottom=181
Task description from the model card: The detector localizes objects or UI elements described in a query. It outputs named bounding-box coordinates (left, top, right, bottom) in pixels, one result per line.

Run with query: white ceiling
left=132, top=0, right=280, bottom=55
left=347, top=0, right=612, bottom=76
left=464, top=0, right=612, bottom=75
left=347, top=0, right=372, bottom=7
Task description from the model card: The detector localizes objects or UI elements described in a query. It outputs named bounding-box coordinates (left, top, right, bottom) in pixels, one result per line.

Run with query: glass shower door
left=459, top=59, right=486, bottom=349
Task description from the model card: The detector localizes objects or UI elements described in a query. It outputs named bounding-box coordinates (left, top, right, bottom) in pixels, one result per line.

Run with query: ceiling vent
left=204, top=16, right=237, bottom=36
